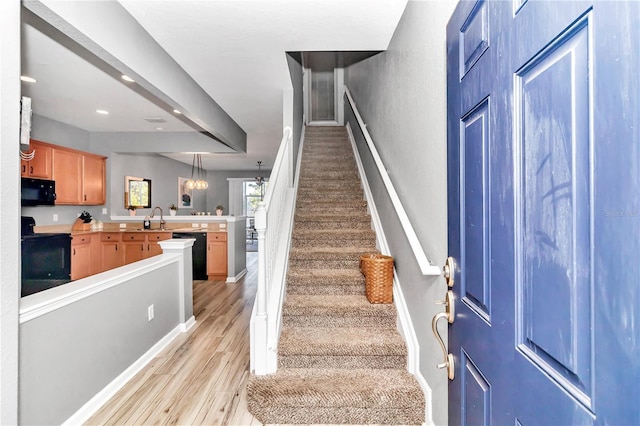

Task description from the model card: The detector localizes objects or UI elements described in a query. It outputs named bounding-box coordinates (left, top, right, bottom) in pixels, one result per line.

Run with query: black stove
left=21, top=216, right=72, bottom=297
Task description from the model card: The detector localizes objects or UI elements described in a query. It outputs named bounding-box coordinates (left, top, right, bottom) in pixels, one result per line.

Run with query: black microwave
left=21, top=178, right=56, bottom=206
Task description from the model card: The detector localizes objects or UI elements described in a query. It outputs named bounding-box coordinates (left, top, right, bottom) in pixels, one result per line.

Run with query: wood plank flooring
left=86, top=253, right=261, bottom=426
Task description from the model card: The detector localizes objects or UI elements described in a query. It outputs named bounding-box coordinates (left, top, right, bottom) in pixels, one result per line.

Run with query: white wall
left=0, top=1, right=21, bottom=423
left=344, top=2, right=456, bottom=425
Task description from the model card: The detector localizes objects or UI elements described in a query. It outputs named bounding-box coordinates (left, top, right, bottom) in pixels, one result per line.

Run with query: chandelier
left=255, top=161, right=265, bottom=200
left=185, top=154, right=208, bottom=190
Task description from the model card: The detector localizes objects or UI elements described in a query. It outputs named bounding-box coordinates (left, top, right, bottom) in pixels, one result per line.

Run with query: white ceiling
left=21, top=0, right=408, bottom=170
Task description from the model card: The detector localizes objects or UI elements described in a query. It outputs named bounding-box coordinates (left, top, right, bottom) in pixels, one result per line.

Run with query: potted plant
left=128, top=205, right=137, bottom=216
left=216, top=204, right=224, bottom=216
left=169, top=203, right=178, bottom=216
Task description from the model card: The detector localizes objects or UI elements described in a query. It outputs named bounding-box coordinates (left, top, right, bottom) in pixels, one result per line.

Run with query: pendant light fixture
left=185, top=154, right=208, bottom=190
left=255, top=161, right=265, bottom=200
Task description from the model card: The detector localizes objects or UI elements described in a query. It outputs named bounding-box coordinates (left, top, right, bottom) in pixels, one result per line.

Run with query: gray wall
left=286, top=52, right=304, bottom=172
left=344, top=2, right=456, bottom=425
left=20, top=262, right=181, bottom=425
left=107, top=152, right=206, bottom=216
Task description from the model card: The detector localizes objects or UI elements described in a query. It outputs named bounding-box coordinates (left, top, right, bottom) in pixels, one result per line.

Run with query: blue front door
left=446, top=1, right=639, bottom=424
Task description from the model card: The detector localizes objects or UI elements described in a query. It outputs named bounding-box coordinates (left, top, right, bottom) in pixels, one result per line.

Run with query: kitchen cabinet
left=146, top=232, right=172, bottom=257
left=122, top=232, right=172, bottom=265
left=50, top=144, right=106, bottom=205
left=21, top=140, right=52, bottom=179
left=52, top=149, right=82, bottom=204
left=71, top=234, right=97, bottom=280
left=100, top=233, right=122, bottom=272
left=122, top=233, right=146, bottom=265
left=207, top=232, right=227, bottom=279
left=82, top=154, right=106, bottom=204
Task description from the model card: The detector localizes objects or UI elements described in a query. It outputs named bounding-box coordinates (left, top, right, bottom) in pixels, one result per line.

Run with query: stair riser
left=248, top=406, right=424, bottom=426
left=298, top=184, right=364, bottom=192
left=286, top=274, right=365, bottom=286
left=294, top=213, right=371, bottom=221
left=291, top=238, right=376, bottom=249
left=299, top=171, right=360, bottom=180
left=292, top=229, right=375, bottom=238
left=296, top=192, right=364, bottom=202
left=286, top=284, right=364, bottom=296
left=279, top=355, right=407, bottom=369
left=282, top=315, right=396, bottom=328
left=289, top=259, right=362, bottom=269
left=298, top=182, right=361, bottom=191
left=294, top=221, right=372, bottom=230
left=295, top=208, right=369, bottom=216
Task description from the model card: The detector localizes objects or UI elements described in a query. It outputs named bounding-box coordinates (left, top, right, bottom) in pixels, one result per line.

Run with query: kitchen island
left=108, top=215, right=247, bottom=283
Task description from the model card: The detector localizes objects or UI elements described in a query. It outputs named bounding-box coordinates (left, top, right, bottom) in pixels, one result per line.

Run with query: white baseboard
left=226, top=268, right=247, bottom=283
left=180, top=315, right=196, bottom=332
left=63, top=319, right=192, bottom=425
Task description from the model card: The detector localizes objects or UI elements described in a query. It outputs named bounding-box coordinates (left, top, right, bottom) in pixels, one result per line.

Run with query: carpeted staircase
left=247, top=126, right=425, bottom=425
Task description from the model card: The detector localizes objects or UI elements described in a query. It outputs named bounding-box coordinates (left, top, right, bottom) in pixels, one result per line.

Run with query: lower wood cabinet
left=71, top=234, right=97, bottom=280
left=122, top=232, right=171, bottom=265
left=146, top=232, right=172, bottom=257
left=207, top=232, right=227, bottom=279
left=100, top=232, right=122, bottom=272
left=71, top=230, right=226, bottom=280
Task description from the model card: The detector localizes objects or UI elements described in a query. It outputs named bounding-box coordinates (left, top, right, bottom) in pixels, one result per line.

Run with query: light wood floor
left=86, top=253, right=261, bottom=426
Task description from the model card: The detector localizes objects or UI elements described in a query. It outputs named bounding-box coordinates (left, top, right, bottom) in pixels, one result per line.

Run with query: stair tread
left=248, top=368, right=423, bottom=408
left=279, top=327, right=406, bottom=356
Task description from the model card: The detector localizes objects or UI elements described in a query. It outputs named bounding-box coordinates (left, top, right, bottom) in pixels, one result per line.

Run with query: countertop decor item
left=216, top=205, right=224, bottom=216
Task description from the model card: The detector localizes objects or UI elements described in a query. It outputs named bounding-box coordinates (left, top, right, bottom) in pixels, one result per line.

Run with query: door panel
left=461, top=99, right=491, bottom=319
left=515, top=14, right=593, bottom=406
left=447, top=1, right=639, bottom=424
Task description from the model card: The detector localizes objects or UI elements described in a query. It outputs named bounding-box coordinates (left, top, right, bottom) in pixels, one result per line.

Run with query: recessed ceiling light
left=121, top=74, right=135, bottom=83
left=96, top=109, right=109, bottom=115
left=173, top=109, right=181, bottom=114
left=155, top=127, right=164, bottom=131
left=20, top=76, right=36, bottom=83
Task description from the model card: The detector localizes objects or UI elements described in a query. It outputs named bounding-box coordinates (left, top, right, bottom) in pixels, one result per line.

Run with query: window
left=244, top=181, right=267, bottom=217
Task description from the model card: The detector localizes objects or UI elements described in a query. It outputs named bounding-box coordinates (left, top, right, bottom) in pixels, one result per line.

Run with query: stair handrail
left=344, top=86, right=441, bottom=276
left=252, top=126, right=295, bottom=375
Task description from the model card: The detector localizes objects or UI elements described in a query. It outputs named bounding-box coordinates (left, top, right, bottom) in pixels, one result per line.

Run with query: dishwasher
left=172, top=232, right=207, bottom=280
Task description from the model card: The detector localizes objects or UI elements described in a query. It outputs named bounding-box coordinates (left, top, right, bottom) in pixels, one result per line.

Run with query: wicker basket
left=360, top=253, right=394, bottom=304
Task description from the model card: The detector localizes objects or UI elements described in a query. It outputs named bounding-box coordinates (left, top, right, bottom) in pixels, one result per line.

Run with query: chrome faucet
left=150, top=207, right=165, bottom=230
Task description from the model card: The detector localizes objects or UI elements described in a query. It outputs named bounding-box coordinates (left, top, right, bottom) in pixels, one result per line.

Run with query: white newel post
left=254, top=201, right=268, bottom=374
left=159, top=239, right=196, bottom=331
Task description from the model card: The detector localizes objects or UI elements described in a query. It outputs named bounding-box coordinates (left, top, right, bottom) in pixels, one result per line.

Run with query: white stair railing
left=344, top=86, right=441, bottom=276
left=251, top=126, right=296, bottom=375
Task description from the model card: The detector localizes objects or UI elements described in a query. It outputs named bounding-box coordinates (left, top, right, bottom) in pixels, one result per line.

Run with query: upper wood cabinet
left=47, top=142, right=106, bottom=205
left=52, top=149, right=83, bottom=204
left=21, top=140, right=52, bottom=179
left=82, top=154, right=106, bottom=204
